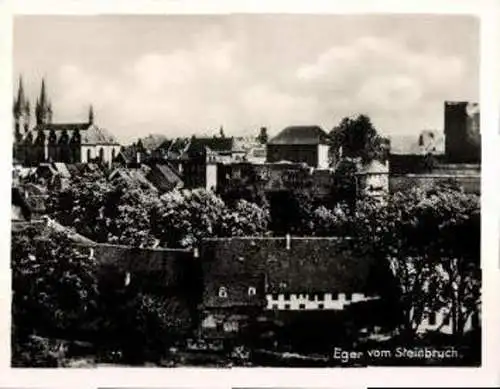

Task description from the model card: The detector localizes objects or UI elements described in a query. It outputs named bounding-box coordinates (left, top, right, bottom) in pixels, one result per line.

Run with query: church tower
left=88, top=104, right=94, bottom=124
left=35, top=78, right=52, bottom=125
left=13, top=76, right=30, bottom=135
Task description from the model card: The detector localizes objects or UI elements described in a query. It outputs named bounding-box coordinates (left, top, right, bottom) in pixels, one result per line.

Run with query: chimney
left=286, top=233, right=291, bottom=250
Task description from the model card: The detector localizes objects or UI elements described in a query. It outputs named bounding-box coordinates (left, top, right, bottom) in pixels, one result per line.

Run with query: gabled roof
left=88, top=243, right=194, bottom=289
left=268, top=126, right=329, bottom=146
left=53, top=162, right=71, bottom=178
left=183, top=137, right=234, bottom=159
left=28, top=123, right=120, bottom=146
left=108, top=167, right=158, bottom=191
left=81, top=125, right=119, bottom=145
left=11, top=217, right=95, bottom=245
left=12, top=187, right=32, bottom=221
left=146, top=163, right=183, bottom=193
left=201, top=237, right=388, bottom=296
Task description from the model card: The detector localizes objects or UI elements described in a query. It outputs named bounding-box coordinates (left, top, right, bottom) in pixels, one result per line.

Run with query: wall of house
left=317, top=144, right=330, bottom=169
left=265, top=292, right=377, bottom=310
left=389, top=174, right=480, bottom=194
left=206, top=163, right=218, bottom=191
left=357, top=172, right=389, bottom=197
left=416, top=307, right=480, bottom=335
left=267, top=144, right=319, bottom=167
left=81, top=145, right=120, bottom=164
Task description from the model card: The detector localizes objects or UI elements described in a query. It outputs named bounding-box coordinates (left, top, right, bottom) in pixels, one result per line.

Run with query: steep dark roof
left=268, top=126, right=329, bottom=145
left=12, top=187, right=32, bottom=221
left=201, top=237, right=388, bottom=303
left=184, top=137, right=234, bottom=158
left=11, top=218, right=95, bottom=245
left=146, top=163, right=183, bottom=193
left=90, top=243, right=194, bottom=289
left=27, top=123, right=119, bottom=145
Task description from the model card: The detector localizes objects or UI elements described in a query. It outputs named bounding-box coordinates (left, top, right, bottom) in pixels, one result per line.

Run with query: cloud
left=293, top=36, right=471, bottom=133
left=50, top=31, right=476, bottom=143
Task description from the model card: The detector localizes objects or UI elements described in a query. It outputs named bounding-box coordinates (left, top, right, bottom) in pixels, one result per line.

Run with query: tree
left=46, top=172, right=158, bottom=247
left=330, top=114, right=388, bottom=164
left=11, top=227, right=99, bottom=343
left=153, top=189, right=269, bottom=249
left=331, top=158, right=358, bottom=208
left=353, top=185, right=481, bottom=338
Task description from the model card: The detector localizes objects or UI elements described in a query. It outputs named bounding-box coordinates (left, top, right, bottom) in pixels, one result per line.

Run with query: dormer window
left=218, top=286, right=228, bottom=298
left=248, top=286, right=256, bottom=296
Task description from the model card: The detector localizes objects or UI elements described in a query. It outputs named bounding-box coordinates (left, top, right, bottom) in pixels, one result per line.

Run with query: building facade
left=267, top=125, right=331, bottom=169
left=13, top=78, right=121, bottom=166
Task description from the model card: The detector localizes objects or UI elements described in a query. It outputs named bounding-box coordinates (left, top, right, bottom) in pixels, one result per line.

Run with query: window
left=330, top=292, right=338, bottom=300
left=272, top=304, right=278, bottom=310
left=344, top=293, right=352, bottom=301
left=444, top=315, right=451, bottom=326
left=308, top=294, right=315, bottom=301
left=299, top=304, right=306, bottom=310
left=99, top=148, right=104, bottom=161
left=87, top=149, right=91, bottom=162
left=284, top=304, right=290, bottom=310
left=283, top=293, right=290, bottom=301
left=318, top=303, right=324, bottom=309
left=112, top=148, right=116, bottom=161
left=218, top=286, right=228, bottom=298
left=317, top=293, right=324, bottom=301
left=428, top=312, right=436, bottom=326
left=248, top=286, right=256, bottom=296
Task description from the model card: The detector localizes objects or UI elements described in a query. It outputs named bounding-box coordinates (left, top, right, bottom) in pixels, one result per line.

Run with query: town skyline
left=14, top=14, right=478, bottom=143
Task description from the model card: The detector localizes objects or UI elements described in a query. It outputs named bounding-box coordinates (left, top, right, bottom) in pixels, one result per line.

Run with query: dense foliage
left=154, top=189, right=270, bottom=249
left=329, top=114, right=389, bottom=163
left=13, top=160, right=481, bottom=364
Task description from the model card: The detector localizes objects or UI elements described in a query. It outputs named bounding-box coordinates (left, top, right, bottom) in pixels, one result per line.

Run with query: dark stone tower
left=444, top=101, right=480, bottom=163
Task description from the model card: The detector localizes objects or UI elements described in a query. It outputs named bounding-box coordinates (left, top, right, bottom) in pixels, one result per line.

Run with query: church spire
left=88, top=104, right=94, bottom=124
left=35, top=78, right=51, bottom=125
left=13, top=75, right=29, bottom=118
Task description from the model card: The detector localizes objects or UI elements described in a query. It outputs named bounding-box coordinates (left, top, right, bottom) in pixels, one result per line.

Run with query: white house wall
left=415, top=307, right=478, bottom=335
left=265, top=292, right=378, bottom=310
left=317, top=144, right=330, bottom=169
left=205, top=163, right=218, bottom=191
left=80, top=145, right=121, bottom=164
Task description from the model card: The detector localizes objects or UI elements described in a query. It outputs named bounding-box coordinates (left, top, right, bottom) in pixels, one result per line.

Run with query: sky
left=14, top=14, right=479, bottom=144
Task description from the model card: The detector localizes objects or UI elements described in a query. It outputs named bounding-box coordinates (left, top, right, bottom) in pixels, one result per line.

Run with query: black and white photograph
left=10, top=13, right=481, bottom=368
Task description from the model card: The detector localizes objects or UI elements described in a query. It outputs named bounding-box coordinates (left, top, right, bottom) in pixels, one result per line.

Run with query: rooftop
left=268, top=125, right=329, bottom=146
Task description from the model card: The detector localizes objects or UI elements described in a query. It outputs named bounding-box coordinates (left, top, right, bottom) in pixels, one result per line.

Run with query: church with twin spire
left=13, top=77, right=121, bottom=166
